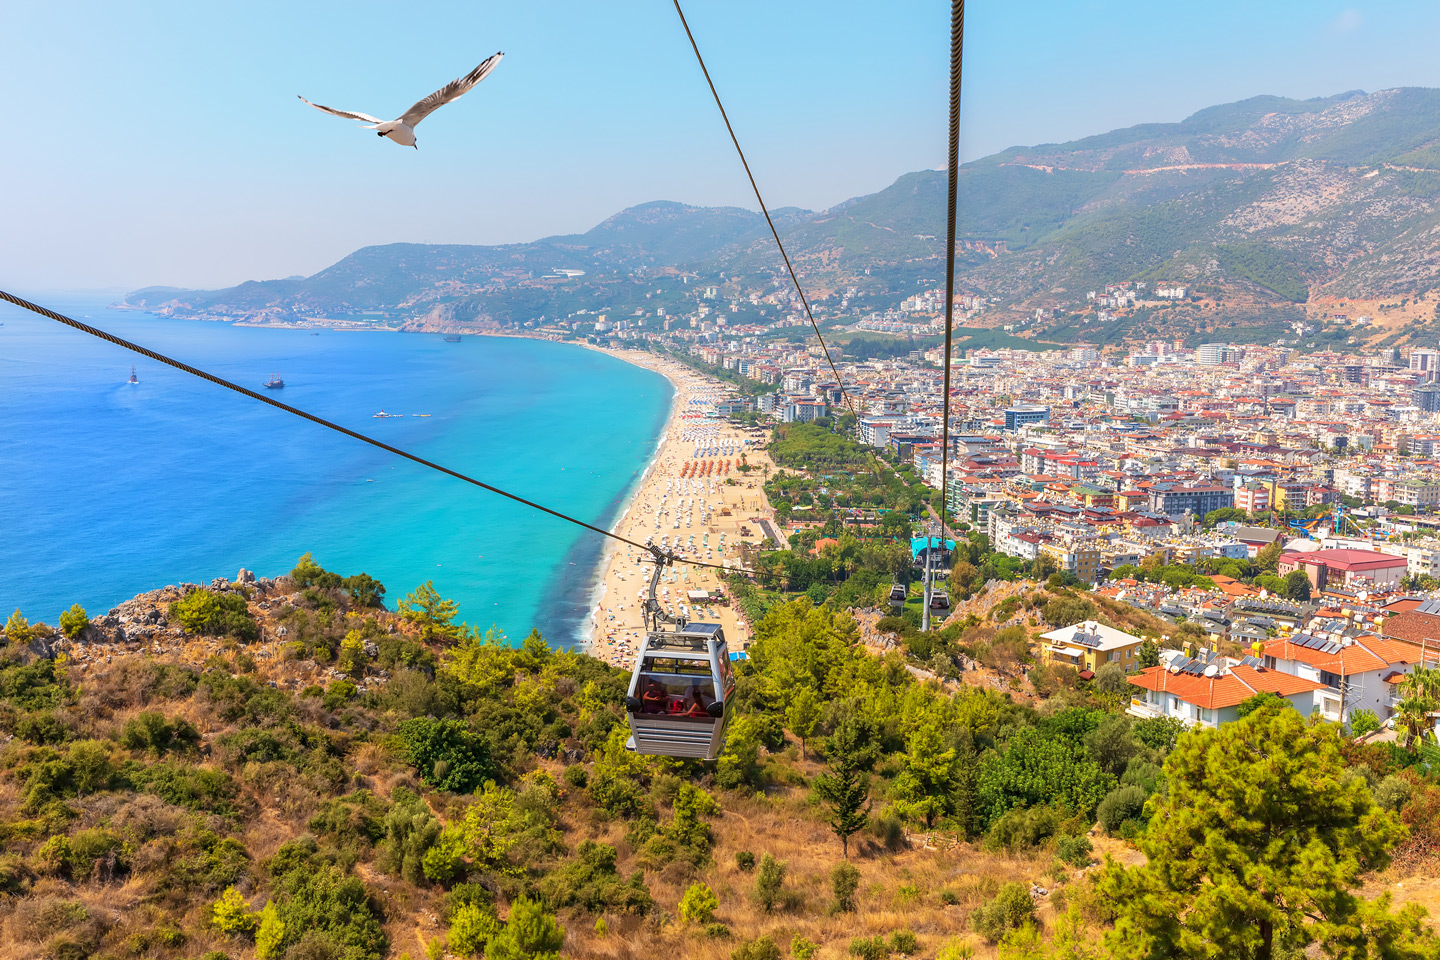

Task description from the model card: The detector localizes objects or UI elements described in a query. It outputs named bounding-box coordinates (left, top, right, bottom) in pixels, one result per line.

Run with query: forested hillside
left=4, top=554, right=1440, bottom=959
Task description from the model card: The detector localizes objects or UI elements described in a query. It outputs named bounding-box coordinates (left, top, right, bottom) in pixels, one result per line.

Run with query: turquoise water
left=0, top=296, right=671, bottom=645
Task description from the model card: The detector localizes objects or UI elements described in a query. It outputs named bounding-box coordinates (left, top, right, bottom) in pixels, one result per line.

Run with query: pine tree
left=399, top=581, right=462, bottom=643
left=785, top=687, right=822, bottom=759
left=892, top=714, right=957, bottom=829
left=813, top=718, right=872, bottom=857
left=1100, top=698, right=1433, bottom=960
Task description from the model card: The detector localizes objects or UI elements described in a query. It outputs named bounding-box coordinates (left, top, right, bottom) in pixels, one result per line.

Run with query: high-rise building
left=1411, top=348, right=1440, bottom=380
left=1415, top=384, right=1440, bottom=413
left=1196, top=343, right=1239, bottom=365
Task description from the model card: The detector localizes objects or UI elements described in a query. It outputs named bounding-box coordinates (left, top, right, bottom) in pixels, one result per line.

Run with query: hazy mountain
left=127, top=88, right=1440, bottom=332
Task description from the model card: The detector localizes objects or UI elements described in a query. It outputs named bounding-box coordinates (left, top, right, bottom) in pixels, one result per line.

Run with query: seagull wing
left=297, top=96, right=383, bottom=125
left=399, top=51, right=504, bottom=128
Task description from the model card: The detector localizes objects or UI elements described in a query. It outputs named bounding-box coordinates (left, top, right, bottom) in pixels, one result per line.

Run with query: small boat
left=128, top=365, right=139, bottom=384
left=264, top=373, right=285, bottom=389
left=443, top=334, right=463, bottom=343
left=373, top=410, right=399, bottom=418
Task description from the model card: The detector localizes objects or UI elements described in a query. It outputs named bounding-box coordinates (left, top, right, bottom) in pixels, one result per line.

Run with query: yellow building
left=1039, top=541, right=1101, bottom=583
left=1039, top=620, right=1147, bottom=675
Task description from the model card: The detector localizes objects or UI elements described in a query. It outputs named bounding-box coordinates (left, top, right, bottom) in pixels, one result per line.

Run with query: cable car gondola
left=929, top=590, right=950, bottom=612
left=625, top=551, right=736, bottom=760
left=888, top=581, right=907, bottom=606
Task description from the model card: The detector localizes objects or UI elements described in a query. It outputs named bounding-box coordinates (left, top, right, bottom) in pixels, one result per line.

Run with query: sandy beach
left=583, top=348, right=778, bottom=668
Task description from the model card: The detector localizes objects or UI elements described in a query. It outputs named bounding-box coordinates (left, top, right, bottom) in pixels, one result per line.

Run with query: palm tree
left=1396, top=696, right=1435, bottom=752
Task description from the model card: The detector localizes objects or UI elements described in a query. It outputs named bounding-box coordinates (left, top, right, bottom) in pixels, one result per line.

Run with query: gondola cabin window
left=638, top=656, right=716, bottom=718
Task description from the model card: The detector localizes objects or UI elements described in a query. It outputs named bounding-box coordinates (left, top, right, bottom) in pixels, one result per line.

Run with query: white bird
left=298, top=52, right=504, bottom=149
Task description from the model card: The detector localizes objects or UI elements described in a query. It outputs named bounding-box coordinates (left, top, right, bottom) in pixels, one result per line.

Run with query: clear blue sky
left=4, top=1, right=1440, bottom=291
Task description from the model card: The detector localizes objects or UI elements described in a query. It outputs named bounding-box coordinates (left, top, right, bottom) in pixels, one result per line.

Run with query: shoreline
left=574, top=343, right=778, bottom=669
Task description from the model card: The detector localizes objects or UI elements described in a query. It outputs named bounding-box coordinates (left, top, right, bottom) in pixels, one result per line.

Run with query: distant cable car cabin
left=625, top=552, right=736, bottom=760
left=888, top=582, right=907, bottom=606
left=929, top=590, right=950, bottom=612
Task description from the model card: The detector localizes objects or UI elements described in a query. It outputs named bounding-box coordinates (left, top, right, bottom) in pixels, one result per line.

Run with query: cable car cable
left=0, top=287, right=738, bottom=574
left=937, top=0, right=965, bottom=554
left=670, top=0, right=857, bottom=422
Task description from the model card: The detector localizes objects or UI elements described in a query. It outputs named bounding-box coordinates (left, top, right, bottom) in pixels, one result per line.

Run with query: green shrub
left=985, top=804, right=1061, bottom=851
left=850, top=935, right=891, bottom=960
left=171, top=589, right=259, bottom=642
left=680, top=881, right=719, bottom=924
left=538, top=840, right=653, bottom=916
left=308, top=790, right=388, bottom=850
left=395, top=717, right=496, bottom=793
left=1374, top=775, right=1413, bottom=812
left=323, top=679, right=357, bottom=711
left=376, top=791, right=442, bottom=885
left=754, top=853, right=786, bottom=912
left=255, top=902, right=284, bottom=959
left=791, top=936, right=819, bottom=959
left=1350, top=708, right=1382, bottom=739
left=15, top=710, right=68, bottom=744
left=211, top=887, right=258, bottom=934
left=1055, top=833, right=1093, bottom=868
left=890, top=930, right=919, bottom=956
left=563, top=764, right=588, bottom=789
left=58, top=605, right=89, bottom=638
left=732, top=936, right=782, bottom=960
left=120, top=711, right=199, bottom=754
left=1097, top=784, right=1149, bottom=834
left=263, top=839, right=387, bottom=960
left=485, top=896, right=564, bottom=960
left=971, top=882, right=1035, bottom=942
left=127, top=761, right=241, bottom=814
left=448, top=903, right=501, bottom=957
left=831, top=861, right=860, bottom=912
left=706, top=922, right=733, bottom=939
left=735, top=850, right=756, bottom=871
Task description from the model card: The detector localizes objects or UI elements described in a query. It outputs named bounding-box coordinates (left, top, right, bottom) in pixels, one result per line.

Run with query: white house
left=1127, top=649, right=1327, bottom=729
left=1261, top=633, right=1420, bottom=725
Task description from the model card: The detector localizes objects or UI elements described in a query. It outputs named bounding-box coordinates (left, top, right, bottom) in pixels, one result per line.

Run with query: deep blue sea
left=0, top=295, right=671, bottom=646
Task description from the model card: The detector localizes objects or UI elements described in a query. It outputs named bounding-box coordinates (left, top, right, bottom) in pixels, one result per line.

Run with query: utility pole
left=922, top=527, right=936, bottom=632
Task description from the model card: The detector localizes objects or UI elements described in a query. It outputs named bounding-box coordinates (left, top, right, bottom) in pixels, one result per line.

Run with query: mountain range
left=125, top=88, right=1440, bottom=340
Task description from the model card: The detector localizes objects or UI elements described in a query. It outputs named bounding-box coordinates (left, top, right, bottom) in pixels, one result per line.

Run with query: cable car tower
left=623, top=548, right=736, bottom=760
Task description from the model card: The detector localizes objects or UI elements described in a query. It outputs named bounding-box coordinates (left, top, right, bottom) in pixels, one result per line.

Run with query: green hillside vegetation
left=6, top=550, right=1440, bottom=958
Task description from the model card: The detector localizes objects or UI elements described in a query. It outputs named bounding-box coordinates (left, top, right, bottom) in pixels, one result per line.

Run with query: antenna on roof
left=1203, top=664, right=1219, bottom=678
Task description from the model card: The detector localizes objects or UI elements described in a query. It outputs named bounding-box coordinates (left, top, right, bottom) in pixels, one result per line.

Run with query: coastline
left=575, top=343, right=778, bottom=668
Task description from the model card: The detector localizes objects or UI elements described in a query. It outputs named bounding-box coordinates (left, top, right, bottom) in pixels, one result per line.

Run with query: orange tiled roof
left=1128, top=662, right=1325, bottom=709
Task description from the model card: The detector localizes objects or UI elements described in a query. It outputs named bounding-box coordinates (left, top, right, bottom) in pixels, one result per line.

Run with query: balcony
left=1317, top=695, right=1342, bottom=722
left=1127, top=697, right=1162, bottom=720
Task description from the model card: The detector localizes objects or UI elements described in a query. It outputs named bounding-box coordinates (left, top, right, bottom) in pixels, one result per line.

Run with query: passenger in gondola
left=642, top=679, right=667, bottom=713
left=684, top=685, right=710, bottom=717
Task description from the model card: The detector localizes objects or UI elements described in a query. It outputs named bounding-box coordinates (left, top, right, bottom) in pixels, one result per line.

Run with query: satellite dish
left=1169, top=664, right=1182, bottom=674
left=1204, top=664, right=1219, bottom=678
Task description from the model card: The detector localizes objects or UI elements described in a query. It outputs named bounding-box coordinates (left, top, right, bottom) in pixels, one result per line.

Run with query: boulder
left=236, top=568, right=256, bottom=584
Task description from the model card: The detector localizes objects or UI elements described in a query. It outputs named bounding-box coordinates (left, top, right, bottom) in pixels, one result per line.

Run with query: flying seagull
left=298, top=52, right=504, bottom=149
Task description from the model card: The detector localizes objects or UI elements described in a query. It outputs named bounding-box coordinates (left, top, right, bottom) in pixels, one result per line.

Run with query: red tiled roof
left=1128, top=662, right=1326, bottom=709
left=1383, top=611, right=1440, bottom=647
left=1280, top=548, right=1407, bottom=572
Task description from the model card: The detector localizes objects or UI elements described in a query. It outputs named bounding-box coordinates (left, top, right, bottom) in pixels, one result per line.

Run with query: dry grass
left=547, top=777, right=1061, bottom=960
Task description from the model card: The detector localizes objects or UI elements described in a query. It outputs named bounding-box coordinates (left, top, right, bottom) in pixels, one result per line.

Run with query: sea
left=0, top=295, right=672, bottom=647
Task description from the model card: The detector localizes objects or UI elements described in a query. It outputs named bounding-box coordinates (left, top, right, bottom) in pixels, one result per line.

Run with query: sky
left=5, top=1, right=1440, bottom=292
